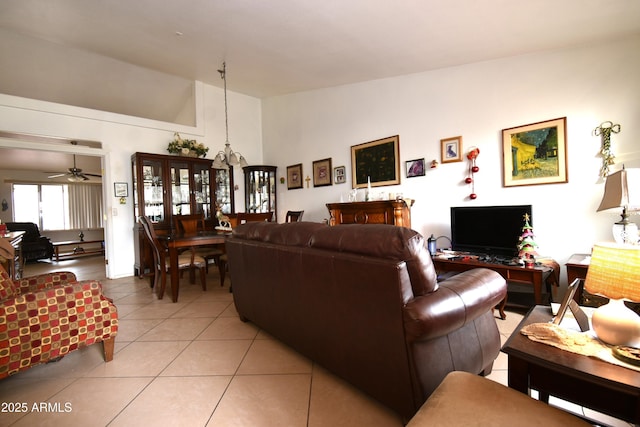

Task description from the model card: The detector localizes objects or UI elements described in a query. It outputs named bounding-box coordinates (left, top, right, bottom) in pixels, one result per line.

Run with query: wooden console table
left=53, top=239, right=105, bottom=261
left=326, top=200, right=413, bottom=227
left=432, top=255, right=558, bottom=317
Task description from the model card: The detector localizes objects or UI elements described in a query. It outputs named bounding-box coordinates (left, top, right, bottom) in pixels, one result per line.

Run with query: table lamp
left=584, top=243, right=640, bottom=348
left=597, top=166, right=640, bottom=244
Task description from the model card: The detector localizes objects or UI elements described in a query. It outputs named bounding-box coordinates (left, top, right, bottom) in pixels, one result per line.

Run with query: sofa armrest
left=14, top=271, right=78, bottom=295
left=403, top=268, right=506, bottom=342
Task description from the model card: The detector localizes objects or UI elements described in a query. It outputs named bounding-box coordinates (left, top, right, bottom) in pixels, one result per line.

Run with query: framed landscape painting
left=351, top=135, right=400, bottom=189
left=502, top=117, right=568, bottom=187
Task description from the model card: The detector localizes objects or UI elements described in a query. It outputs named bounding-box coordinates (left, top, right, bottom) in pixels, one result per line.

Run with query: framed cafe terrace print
left=502, top=117, right=568, bottom=187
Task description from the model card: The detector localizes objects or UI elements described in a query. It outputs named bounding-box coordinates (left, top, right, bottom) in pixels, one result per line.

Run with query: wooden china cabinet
left=243, top=165, right=277, bottom=222
left=132, top=152, right=222, bottom=277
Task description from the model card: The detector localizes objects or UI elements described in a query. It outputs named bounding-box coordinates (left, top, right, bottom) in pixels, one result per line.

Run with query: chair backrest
left=285, top=210, right=304, bottom=222
left=173, top=214, right=206, bottom=234
left=236, top=212, right=274, bottom=224
left=139, top=216, right=165, bottom=271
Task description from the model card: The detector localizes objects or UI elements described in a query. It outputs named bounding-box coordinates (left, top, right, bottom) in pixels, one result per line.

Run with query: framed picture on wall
left=287, top=163, right=303, bottom=190
left=351, top=135, right=400, bottom=189
left=405, top=158, right=425, bottom=177
left=502, top=117, right=568, bottom=187
left=334, top=166, right=346, bottom=184
left=441, top=136, right=463, bottom=163
left=114, top=182, right=128, bottom=197
left=312, top=158, right=332, bottom=187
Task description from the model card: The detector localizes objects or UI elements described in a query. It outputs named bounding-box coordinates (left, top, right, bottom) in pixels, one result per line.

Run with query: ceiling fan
left=48, top=154, right=102, bottom=181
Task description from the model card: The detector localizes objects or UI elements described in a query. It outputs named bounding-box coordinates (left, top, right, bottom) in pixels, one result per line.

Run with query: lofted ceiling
left=1, top=0, right=639, bottom=100
left=0, top=1, right=639, bottom=173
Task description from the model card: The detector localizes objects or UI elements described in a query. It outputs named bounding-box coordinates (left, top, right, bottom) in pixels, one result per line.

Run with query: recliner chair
left=5, top=222, right=54, bottom=262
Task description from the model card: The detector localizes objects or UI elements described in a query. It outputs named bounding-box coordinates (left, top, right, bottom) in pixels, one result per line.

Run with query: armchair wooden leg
left=103, top=337, right=115, bottom=362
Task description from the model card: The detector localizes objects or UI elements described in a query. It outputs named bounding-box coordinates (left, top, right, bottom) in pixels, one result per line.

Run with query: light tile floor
left=0, top=257, right=631, bottom=426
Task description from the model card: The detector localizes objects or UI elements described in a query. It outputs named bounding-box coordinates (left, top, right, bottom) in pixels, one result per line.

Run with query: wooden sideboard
left=326, top=200, right=413, bottom=227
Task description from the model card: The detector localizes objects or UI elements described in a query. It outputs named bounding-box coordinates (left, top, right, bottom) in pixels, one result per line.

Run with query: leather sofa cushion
left=232, top=221, right=327, bottom=246
left=232, top=222, right=438, bottom=296
left=309, top=224, right=438, bottom=296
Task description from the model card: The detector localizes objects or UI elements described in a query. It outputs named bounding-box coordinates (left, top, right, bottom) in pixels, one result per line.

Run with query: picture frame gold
left=502, top=117, right=568, bottom=187
left=440, top=136, right=463, bottom=163
left=287, top=163, right=303, bottom=190
left=351, top=135, right=400, bottom=189
left=312, top=158, right=332, bottom=187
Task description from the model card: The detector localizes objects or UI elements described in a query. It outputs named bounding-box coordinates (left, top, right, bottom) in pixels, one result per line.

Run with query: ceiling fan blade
left=83, top=173, right=102, bottom=178
left=48, top=173, right=67, bottom=178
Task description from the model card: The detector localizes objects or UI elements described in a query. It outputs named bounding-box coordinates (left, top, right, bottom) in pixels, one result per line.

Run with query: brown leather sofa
left=226, top=222, right=507, bottom=421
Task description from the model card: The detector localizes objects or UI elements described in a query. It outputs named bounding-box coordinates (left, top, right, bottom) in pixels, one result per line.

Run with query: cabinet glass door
left=214, top=167, right=234, bottom=214
left=140, top=158, right=165, bottom=223
left=170, top=161, right=191, bottom=215
left=244, top=166, right=277, bottom=220
left=193, top=163, right=212, bottom=219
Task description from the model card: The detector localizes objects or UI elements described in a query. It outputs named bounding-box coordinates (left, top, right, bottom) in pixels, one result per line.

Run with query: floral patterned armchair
left=0, top=264, right=118, bottom=379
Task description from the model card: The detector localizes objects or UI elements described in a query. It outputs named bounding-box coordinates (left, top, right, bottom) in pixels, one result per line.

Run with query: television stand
left=432, top=253, right=559, bottom=319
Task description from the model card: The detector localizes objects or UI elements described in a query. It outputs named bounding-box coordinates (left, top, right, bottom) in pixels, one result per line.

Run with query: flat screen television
left=450, top=205, right=532, bottom=257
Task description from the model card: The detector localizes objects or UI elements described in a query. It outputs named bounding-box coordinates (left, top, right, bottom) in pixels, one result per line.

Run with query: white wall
left=0, top=82, right=263, bottom=279
left=262, top=35, right=640, bottom=290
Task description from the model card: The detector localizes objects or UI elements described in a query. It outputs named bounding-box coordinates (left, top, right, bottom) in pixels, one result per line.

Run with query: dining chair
left=285, top=210, right=304, bottom=222
left=139, top=215, right=207, bottom=299
left=173, top=214, right=224, bottom=273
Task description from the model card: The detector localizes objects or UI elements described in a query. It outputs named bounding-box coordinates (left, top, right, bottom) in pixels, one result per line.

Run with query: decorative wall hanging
left=334, top=166, right=346, bottom=184
left=406, top=158, right=425, bottom=177
left=286, top=164, right=303, bottom=190
left=502, top=117, right=568, bottom=187
left=351, top=135, right=400, bottom=189
left=465, top=147, right=480, bottom=199
left=593, top=121, right=621, bottom=179
left=441, top=136, right=463, bottom=163
left=312, top=158, right=333, bottom=187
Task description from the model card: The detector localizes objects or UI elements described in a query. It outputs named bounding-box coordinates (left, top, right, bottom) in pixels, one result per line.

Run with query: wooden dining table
left=162, top=229, right=230, bottom=302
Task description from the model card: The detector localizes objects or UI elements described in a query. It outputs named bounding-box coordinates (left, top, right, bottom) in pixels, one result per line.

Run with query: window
left=12, top=183, right=103, bottom=231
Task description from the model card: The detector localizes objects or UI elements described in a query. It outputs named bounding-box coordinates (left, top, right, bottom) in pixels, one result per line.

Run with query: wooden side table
left=502, top=306, right=640, bottom=425
left=565, top=253, right=590, bottom=303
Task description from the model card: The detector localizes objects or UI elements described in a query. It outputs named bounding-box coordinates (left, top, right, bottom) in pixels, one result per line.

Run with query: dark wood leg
left=103, top=337, right=115, bottom=362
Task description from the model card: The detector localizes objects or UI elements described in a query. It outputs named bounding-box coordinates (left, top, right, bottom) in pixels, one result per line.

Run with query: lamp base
left=612, top=221, right=638, bottom=245
left=591, top=299, right=640, bottom=347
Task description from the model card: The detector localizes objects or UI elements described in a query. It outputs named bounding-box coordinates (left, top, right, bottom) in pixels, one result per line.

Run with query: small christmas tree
left=517, top=213, right=538, bottom=266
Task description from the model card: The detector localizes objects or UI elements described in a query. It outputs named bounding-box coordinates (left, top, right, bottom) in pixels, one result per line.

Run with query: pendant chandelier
left=212, top=62, right=248, bottom=170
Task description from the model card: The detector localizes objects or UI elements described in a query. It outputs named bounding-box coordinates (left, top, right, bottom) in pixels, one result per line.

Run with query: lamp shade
left=584, top=243, right=640, bottom=302
left=597, top=168, right=640, bottom=212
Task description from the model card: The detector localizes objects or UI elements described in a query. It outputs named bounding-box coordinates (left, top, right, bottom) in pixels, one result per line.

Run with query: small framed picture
left=334, top=166, right=346, bottom=184
left=287, top=164, right=303, bottom=190
left=552, top=278, right=589, bottom=332
left=114, top=182, right=128, bottom=197
left=441, top=136, right=463, bottom=163
left=405, top=158, right=425, bottom=178
left=313, top=158, right=333, bottom=187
